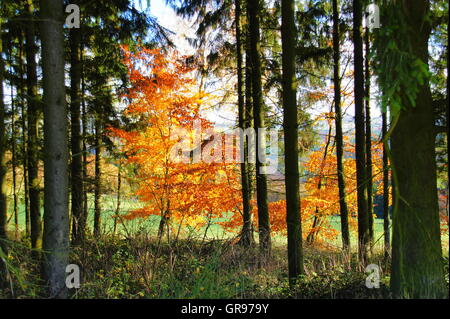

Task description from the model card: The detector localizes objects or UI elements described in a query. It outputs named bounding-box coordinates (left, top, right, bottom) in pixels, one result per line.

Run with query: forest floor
left=1, top=196, right=448, bottom=299
left=2, top=233, right=448, bottom=299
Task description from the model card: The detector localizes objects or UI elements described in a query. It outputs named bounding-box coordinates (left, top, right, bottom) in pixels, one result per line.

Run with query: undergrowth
left=0, top=234, right=447, bottom=299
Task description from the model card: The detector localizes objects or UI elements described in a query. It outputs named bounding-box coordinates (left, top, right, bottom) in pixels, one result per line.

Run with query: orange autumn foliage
left=110, top=47, right=241, bottom=232
left=220, top=131, right=390, bottom=244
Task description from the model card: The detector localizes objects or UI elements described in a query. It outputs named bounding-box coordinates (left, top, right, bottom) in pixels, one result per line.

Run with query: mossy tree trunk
left=382, top=109, right=390, bottom=260
left=390, top=0, right=446, bottom=299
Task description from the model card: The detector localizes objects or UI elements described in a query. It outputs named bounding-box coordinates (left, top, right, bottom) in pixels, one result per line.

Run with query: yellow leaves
left=111, top=47, right=241, bottom=227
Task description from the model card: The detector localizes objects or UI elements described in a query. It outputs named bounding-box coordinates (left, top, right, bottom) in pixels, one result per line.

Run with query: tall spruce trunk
left=364, top=26, right=374, bottom=244
left=389, top=0, right=446, bottom=299
left=25, top=0, right=42, bottom=249
left=93, top=117, right=102, bottom=238
left=382, top=109, right=390, bottom=260
left=281, top=0, right=304, bottom=283
left=69, top=23, right=84, bottom=245
left=352, top=0, right=369, bottom=263
left=235, top=0, right=252, bottom=246
left=447, top=0, right=449, bottom=229
left=244, top=28, right=255, bottom=243
left=248, top=0, right=271, bottom=255
left=332, top=0, right=350, bottom=251
left=10, top=72, right=19, bottom=238
left=18, top=33, right=30, bottom=237
left=40, top=0, right=70, bottom=298
left=81, top=47, right=88, bottom=229
left=0, top=15, right=9, bottom=288
left=0, top=17, right=8, bottom=249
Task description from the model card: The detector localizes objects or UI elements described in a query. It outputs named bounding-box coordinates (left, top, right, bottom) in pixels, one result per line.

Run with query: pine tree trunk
left=0, top=17, right=9, bottom=288
left=0, top=18, right=8, bottom=249
left=248, top=0, right=271, bottom=256
left=447, top=1, right=449, bottom=228
left=93, top=117, right=102, bottom=238
left=390, top=0, right=446, bottom=298
left=81, top=47, right=88, bottom=232
left=10, top=72, right=19, bottom=238
left=332, top=0, right=350, bottom=251
left=382, top=109, right=390, bottom=260
left=25, top=0, right=42, bottom=249
left=352, top=0, right=369, bottom=263
left=364, top=26, right=374, bottom=245
left=40, top=0, right=70, bottom=298
left=18, top=33, right=30, bottom=237
left=235, top=0, right=253, bottom=247
left=69, top=22, right=84, bottom=245
left=281, top=0, right=304, bottom=283
left=245, top=29, right=255, bottom=244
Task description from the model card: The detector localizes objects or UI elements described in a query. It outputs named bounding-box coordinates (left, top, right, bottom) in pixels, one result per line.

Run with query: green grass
left=6, top=194, right=448, bottom=255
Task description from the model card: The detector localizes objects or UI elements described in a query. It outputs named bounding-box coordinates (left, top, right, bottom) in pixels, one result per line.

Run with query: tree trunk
left=281, top=0, right=304, bottom=283
left=10, top=71, right=19, bottom=239
left=113, top=161, right=121, bottom=236
left=244, top=19, right=255, bottom=244
left=25, top=0, right=42, bottom=249
left=81, top=46, right=88, bottom=233
left=235, top=0, right=253, bottom=247
left=18, top=32, right=30, bottom=237
left=382, top=108, right=390, bottom=260
left=69, top=20, right=84, bottom=245
left=248, top=0, right=271, bottom=256
left=447, top=0, right=449, bottom=230
left=40, top=0, right=70, bottom=299
left=93, top=117, right=102, bottom=238
left=0, top=17, right=9, bottom=249
left=390, top=0, right=446, bottom=299
left=307, top=125, right=332, bottom=244
left=352, top=0, right=369, bottom=263
left=332, top=0, right=350, bottom=251
left=364, top=25, right=374, bottom=245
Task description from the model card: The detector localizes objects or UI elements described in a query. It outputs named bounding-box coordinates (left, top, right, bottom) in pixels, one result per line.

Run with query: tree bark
left=10, top=68, right=19, bottom=238
left=332, top=0, right=350, bottom=251
left=0, top=16, right=9, bottom=249
left=93, top=117, right=102, bottom=238
left=113, top=161, right=121, bottom=236
left=40, top=0, right=70, bottom=299
left=248, top=0, right=271, bottom=256
left=235, top=0, right=253, bottom=247
left=352, top=0, right=369, bottom=263
left=18, top=32, right=30, bottom=237
left=25, top=0, right=42, bottom=249
left=390, top=0, right=446, bottom=299
left=281, top=0, right=304, bottom=283
left=382, top=109, right=390, bottom=260
left=364, top=25, right=374, bottom=245
left=81, top=46, right=88, bottom=233
left=69, top=17, right=84, bottom=245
